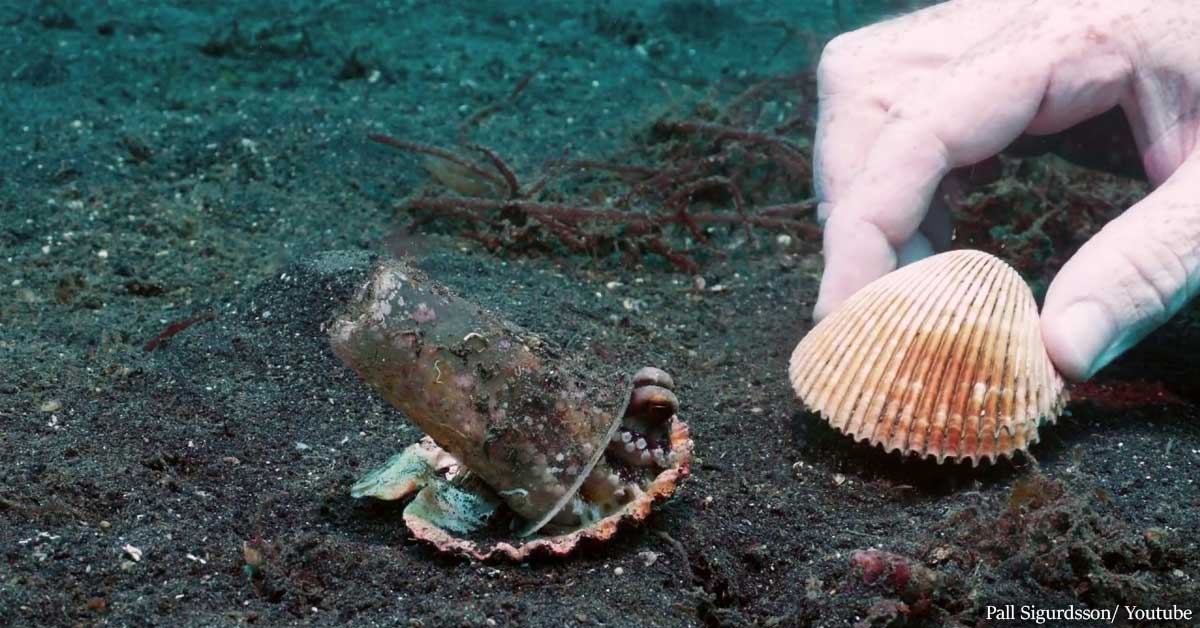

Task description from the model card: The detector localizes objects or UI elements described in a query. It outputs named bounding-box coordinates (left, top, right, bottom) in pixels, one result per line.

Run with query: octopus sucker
left=335, top=259, right=693, bottom=560
left=788, top=249, right=1067, bottom=465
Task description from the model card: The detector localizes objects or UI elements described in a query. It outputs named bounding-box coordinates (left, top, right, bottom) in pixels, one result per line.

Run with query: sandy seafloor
left=1, top=1, right=1198, bottom=626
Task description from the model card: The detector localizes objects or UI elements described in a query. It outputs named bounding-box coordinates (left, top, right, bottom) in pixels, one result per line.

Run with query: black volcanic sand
left=2, top=2, right=1198, bottom=626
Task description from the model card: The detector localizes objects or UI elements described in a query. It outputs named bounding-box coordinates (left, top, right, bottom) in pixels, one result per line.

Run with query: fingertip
left=1040, top=300, right=1117, bottom=382
left=813, top=234, right=931, bottom=322
left=812, top=297, right=831, bottom=323
left=813, top=264, right=854, bottom=321
left=812, top=215, right=899, bottom=322
left=812, top=278, right=839, bottom=322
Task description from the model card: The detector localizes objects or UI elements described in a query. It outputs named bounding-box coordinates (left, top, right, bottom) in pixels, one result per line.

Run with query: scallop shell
left=334, top=258, right=693, bottom=559
left=404, top=417, right=693, bottom=561
left=789, top=249, right=1067, bottom=464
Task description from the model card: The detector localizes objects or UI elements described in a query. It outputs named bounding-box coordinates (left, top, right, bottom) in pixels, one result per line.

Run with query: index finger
left=814, top=19, right=1086, bottom=320
left=814, top=0, right=1028, bottom=220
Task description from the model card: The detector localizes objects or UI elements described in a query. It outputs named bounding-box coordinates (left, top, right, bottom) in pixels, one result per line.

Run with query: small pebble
left=40, top=399, right=62, bottom=413
left=99, top=520, right=111, bottom=529
left=613, top=566, right=624, bottom=576
left=122, top=544, right=142, bottom=561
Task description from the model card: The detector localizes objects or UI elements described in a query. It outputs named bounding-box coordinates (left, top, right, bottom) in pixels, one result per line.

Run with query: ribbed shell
left=789, top=250, right=1067, bottom=465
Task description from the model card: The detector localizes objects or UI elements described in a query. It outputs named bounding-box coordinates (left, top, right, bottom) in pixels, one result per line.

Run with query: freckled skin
left=812, top=0, right=1200, bottom=382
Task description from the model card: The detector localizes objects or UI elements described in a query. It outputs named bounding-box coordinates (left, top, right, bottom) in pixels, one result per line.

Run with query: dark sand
left=2, top=2, right=1197, bottom=626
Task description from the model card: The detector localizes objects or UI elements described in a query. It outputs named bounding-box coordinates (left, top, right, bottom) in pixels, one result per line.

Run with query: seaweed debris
left=371, top=72, right=822, bottom=272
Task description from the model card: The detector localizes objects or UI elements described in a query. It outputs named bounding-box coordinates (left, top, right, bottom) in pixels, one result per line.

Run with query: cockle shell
left=789, top=249, right=1067, bottom=464
left=402, top=414, right=692, bottom=561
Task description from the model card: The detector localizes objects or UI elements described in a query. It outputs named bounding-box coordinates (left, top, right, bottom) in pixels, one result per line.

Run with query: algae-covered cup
left=331, top=259, right=631, bottom=534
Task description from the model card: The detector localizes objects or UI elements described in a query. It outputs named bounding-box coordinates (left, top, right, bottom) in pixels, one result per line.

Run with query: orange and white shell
left=789, top=249, right=1067, bottom=465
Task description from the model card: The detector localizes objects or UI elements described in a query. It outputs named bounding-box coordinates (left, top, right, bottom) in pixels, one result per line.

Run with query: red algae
left=1070, top=379, right=1186, bottom=410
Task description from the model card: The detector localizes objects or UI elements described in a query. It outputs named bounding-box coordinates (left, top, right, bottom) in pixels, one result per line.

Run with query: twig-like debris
left=405, top=197, right=812, bottom=230
left=373, top=71, right=823, bottom=271
left=466, top=143, right=522, bottom=198
left=565, top=160, right=660, bottom=180
left=456, top=62, right=545, bottom=145
left=657, top=120, right=810, bottom=168
left=368, top=134, right=505, bottom=190
left=655, top=530, right=697, bottom=585
left=143, top=311, right=216, bottom=352
left=721, top=72, right=810, bottom=123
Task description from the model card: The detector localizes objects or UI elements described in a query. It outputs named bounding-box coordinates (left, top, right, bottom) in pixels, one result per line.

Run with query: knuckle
left=1121, top=257, right=1172, bottom=326
left=1144, top=214, right=1200, bottom=311
left=1085, top=201, right=1200, bottom=330
left=816, top=32, right=867, bottom=90
left=1104, top=227, right=1189, bottom=325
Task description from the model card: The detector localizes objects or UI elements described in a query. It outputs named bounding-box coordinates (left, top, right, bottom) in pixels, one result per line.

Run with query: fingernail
left=812, top=293, right=830, bottom=322
left=1047, top=301, right=1117, bottom=381
left=813, top=276, right=844, bottom=322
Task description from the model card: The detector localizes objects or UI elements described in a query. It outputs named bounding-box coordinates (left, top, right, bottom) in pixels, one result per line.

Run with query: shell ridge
left=932, top=257, right=1006, bottom=459
left=886, top=253, right=992, bottom=457
left=811, top=285, right=903, bottom=427
left=788, top=295, right=857, bottom=393
left=955, top=262, right=1015, bottom=460
left=940, top=257, right=1013, bottom=458
left=1020, top=295, right=1051, bottom=438
left=853, top=255, right=971, bottom=444
left=994, top=273, right=1025, bottom=452
left=791, top=281, right=895, bottom=413
left=867, top=253, right=987, bottom=448
left=977, top=272, right=1021, bottom=458
left=1022, top=297, right=1044, bottom=424
left=1009, top=296, right=1035, bottom=446
left=839, top=259, right=961, bottom=440
left=829, top=289, right=914, bottom=436
left=905, top=254, right=1001, bottom=457
left=1001, top=276, right=1036, bottom=452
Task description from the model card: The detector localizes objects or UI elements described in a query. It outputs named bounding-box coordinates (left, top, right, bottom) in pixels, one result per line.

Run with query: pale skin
left=812, top=0, right=1200, bottom=381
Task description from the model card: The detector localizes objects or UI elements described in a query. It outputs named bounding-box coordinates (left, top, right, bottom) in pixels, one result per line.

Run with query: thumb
left=1040, top=156, right=1200, bottom=381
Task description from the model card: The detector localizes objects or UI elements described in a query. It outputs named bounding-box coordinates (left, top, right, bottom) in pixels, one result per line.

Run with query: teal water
left=2, top=2, right=1196, bottom=627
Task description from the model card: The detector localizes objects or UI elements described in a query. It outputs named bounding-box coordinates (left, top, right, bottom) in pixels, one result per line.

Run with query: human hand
left=811, top=0, right=1200, bottom=381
